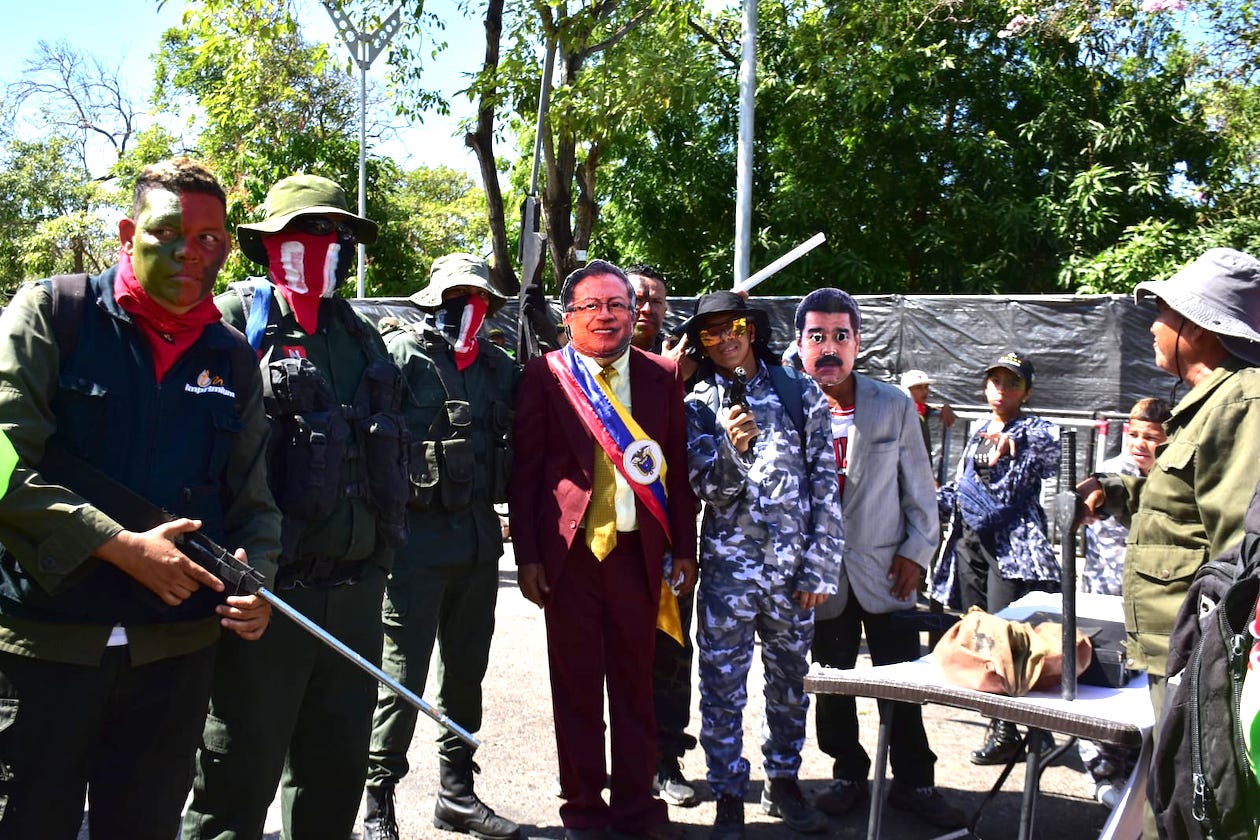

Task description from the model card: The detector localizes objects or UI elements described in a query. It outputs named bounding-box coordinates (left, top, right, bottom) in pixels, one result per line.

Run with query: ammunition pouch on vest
left=489, top=400, right=513, bottom=504
left=237, top=282, right=410, bottom=564
left=398, top=323, right=515, bottom=512
left=265, top=357, right=348, bottom=522
left=408, top=399, right=473, bottom=512
left=355, top=358, right=410, bottom=548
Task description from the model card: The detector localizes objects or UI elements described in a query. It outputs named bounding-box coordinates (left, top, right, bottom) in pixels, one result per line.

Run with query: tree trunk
left=573, top=141, right=601, bottom=258
left=464, top=0, right=516, bottom=293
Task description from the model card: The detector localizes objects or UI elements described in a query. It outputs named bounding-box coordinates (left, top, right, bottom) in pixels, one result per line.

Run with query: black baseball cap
left=985, top=352, right=1034, bottom=388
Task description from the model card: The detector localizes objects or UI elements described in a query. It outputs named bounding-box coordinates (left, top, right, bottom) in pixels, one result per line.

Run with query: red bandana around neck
left=263, top=232, right=341, bottom=334
left=114, top=250, right=222, bottom=383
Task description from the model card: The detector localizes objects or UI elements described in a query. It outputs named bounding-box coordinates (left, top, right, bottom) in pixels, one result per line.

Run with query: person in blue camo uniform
left=931, top=352, right=1061, bottom=765
left=682, top=291, right=843, bottom=839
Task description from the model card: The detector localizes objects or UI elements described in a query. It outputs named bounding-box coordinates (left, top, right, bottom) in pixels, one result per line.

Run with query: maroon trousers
left=544, top=532, right=667, bottom=833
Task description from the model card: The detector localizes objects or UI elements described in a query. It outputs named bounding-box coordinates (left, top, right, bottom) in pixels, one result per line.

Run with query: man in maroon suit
left=510, top=260, right=698, bottom=840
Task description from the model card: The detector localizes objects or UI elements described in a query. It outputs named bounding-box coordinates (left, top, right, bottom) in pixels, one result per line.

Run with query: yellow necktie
left=587, top=367, right=618, bottom=560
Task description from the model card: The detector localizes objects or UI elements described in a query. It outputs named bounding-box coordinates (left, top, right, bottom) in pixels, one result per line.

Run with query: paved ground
left=161, top=547, right=1116, bottom=840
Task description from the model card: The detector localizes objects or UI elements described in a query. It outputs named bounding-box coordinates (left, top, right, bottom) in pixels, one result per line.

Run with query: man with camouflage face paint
left=0, top=158, right=280, bottom=838
left=681, top=291, right=843, bottom=838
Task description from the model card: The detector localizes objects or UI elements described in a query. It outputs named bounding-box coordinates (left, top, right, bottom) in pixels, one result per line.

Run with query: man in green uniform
left=0, top=157, right=280, bottom=839
left=364, top=254, right=520, bottom=840
left=184, top=175, right=409, bottom=839
left=1078, top=247, right=1260, bottom=833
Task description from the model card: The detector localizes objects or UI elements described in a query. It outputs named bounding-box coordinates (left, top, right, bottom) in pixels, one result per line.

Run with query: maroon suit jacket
left=509, top=347, right=697, bottom=592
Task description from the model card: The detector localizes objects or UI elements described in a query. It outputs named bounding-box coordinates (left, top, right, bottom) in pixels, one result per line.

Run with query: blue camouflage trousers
left=697, top=565, right=815, bottom=797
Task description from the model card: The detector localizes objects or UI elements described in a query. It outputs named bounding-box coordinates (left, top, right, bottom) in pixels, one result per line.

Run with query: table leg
left=867, top=701, right=893, bottom=840
left=1019, top=728, right=1049, bottom=840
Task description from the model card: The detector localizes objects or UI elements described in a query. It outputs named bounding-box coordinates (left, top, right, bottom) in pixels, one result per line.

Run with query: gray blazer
left=816, top=373, right=939, bottom=619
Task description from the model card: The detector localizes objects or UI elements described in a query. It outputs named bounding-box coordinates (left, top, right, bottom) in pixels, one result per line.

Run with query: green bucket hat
left=411, top=253, right=507, bottom=315
left=237, top=174, right=379, bottom=267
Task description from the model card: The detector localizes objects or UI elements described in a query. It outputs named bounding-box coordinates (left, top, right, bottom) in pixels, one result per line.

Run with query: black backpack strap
left=767, top=365, right=807, bottom=442
left=47, top=273, right=91, bottom=362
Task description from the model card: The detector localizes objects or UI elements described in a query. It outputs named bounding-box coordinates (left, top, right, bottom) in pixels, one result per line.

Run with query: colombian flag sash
left=547, top=346, right=671, bottom=537
left=548, top=346, right=683, bottom=643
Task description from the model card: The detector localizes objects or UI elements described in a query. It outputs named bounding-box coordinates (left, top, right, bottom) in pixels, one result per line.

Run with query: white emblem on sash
left=622, top=439, right=664, bottom=485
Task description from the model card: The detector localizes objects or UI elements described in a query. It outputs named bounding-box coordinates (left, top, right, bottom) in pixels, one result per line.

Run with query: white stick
left=732, top=232, right=827, bottom=294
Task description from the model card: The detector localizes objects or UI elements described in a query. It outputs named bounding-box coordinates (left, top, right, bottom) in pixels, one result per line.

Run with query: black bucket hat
left=237, top=174, right=379, bottom=267
left=676, top=291, right=771, bottom=345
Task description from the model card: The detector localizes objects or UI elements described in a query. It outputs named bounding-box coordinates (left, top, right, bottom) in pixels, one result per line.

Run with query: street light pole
left=321, top=1, right=403, bottom=298
left=734, top=0, right=756, bottom=287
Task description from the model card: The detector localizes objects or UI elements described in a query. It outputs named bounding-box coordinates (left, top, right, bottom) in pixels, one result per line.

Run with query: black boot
left=433, top=753, right=522, bottom=840
left=363, top=783, right=400, bottom=840
left=970, top=719, right=1023, bottom=766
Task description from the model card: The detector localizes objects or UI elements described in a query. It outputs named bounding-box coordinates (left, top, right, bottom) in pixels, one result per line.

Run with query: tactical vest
left=0, top=270, right=255, bottom=625
left=232, top=282, right=409, bottom=569
left=383, top=321, right=513, bottom=513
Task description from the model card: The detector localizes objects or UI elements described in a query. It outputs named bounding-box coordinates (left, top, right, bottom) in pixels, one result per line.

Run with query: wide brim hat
left=411, top=253, right=507, bottom=315
left=1134, top=248, right=1260, bottom=366
left=675, top=290, right=771, bottom=344
left=237, top=174, right=379, bottom=267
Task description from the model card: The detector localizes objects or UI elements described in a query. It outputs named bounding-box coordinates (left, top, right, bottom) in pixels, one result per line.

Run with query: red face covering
left=434, top=294, right=488, bottom=371
left=114, top=249, right=223, bottom=383
left=263, top=231, right=341, bottom=334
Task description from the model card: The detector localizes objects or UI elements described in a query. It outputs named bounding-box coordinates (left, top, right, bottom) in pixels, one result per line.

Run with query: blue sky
left=2, top=0, right=483, bottom=178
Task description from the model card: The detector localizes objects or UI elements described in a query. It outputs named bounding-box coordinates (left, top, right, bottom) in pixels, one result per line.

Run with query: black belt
left=275, top=557, right=368, bottom=590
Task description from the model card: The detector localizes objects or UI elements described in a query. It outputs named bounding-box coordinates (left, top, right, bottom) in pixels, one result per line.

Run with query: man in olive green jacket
left=1080, top=247, right=1260, bottom=696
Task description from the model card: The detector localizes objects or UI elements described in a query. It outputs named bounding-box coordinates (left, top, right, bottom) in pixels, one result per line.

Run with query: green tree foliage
left=155, top=0, right=485, bottom=295
left=0, top=135, right=117, bottom=301
left=365, top=161, right=490, bottom=297
left=596, top=0, right=1227, bottom=295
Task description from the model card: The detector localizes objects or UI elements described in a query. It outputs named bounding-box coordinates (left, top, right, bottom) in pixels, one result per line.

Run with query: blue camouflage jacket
left=931, top=412, right=1061, bottom=605
left=685, top=362, right=844, bottom=595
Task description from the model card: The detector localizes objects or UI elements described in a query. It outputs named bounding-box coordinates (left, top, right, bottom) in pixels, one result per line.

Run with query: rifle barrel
left=261, top=587, right=479, bottom=749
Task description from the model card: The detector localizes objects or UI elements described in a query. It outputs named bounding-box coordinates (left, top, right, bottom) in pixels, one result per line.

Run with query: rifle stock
left=37, top=445, right=479, bottom=748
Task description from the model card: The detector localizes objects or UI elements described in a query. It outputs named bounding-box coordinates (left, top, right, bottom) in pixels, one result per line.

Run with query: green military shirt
left=0, top=279, right=281, bottom=666
left=218, top=283, right=394, bottom=572
left=1100, top=358, right=1260, bottom=676
left=383, top=320, right=519, bottom=568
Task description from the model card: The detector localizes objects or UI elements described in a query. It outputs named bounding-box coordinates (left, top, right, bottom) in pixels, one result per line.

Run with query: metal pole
left=1057, top=427, right=1079, bottom=701
left=734, top=0, right=756, bottom=286
left=357, top=48, right=368, bottom=297
left=732, top=232, right=826, bottom=294
left=321, top=2, right=403, bottom=298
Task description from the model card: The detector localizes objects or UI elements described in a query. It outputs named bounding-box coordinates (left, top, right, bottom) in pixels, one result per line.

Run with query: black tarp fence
left=352, top=292, right=1178, bottom=520
left=354, top=293, right=1175, bottom=413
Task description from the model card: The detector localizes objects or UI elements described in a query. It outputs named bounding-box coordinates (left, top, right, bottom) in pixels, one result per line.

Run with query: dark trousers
left=0, top=644, right=215, bottom=840
left=368, top=556, right=499, bottom=787
left=183, top=567, right=387, bottom=840
left=955, top=528, right=1056, bottom=613
left=812, top=597, right=936, bottom=787
left=545, top=533, right=666, bottom=833
left=652, top=583, right=695, bottom=760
